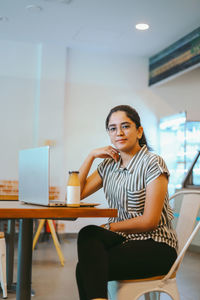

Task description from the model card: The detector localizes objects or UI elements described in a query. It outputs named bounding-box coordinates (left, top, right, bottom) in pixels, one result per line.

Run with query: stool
left=0, top=232, right=7, bottom=298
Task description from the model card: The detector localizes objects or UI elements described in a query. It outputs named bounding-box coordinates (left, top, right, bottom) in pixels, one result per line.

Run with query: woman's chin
left=115, top=145, right=128, bottom=152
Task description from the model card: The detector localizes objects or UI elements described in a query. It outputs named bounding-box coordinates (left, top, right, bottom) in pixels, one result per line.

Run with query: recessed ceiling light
left=135, top=23, right=149, bottom=31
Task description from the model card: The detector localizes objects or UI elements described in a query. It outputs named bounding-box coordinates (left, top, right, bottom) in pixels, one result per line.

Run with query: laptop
left=19, top=146, right=66, bottom=206
left=18, top=146, right=99, bottom=207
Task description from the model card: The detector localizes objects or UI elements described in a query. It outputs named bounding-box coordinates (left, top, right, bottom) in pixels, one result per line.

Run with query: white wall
left=37, top=44, right=66, bottom=190
left=0, top=41, right=66, bottom=187
left=0, top=41, right=37, bottom=179
left=64, top=48, right=155, bottom=173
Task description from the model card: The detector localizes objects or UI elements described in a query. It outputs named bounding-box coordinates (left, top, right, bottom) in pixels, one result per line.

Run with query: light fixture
left=135, top=23, right=149, bottom=31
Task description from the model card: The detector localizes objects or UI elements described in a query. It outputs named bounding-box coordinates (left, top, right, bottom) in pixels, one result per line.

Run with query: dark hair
left=105, top=105, right=150, bottom=149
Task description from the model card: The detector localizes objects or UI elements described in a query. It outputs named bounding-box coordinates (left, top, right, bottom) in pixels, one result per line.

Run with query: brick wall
left=0, top=180, right=60, bottom=199
left=0, top=180, right=18, bottom=197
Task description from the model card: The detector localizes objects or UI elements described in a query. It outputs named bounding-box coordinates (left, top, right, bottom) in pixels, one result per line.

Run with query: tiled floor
left=4, top=235, right=200, bottom=300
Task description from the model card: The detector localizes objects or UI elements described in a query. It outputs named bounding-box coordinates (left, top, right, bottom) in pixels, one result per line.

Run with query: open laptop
left=19, top=146, right=99, bottom=207
left=19, top=146, right=67, bottom=206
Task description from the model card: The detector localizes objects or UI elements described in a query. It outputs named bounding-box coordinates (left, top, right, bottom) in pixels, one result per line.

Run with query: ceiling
left=1, top=0, right=200, bottom=57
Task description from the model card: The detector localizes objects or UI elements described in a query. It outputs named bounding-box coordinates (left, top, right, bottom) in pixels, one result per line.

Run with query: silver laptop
left=18, top=146, right=99, bottom=207
left=19, top=146, right=66, bottom=206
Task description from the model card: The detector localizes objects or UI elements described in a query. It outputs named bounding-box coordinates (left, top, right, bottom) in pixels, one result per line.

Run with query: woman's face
left=107, top=111, right=143, bottom=153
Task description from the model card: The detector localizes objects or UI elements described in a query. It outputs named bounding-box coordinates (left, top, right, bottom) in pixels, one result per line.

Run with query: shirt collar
left=114, top=145, right=148, bottom=173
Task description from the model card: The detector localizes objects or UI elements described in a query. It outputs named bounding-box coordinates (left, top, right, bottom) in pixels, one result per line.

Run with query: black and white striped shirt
left=97, top=145, right=178, bottom=250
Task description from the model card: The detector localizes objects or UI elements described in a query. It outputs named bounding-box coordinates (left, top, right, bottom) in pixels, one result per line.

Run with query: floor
left=3, top=234, right=200, bottom=300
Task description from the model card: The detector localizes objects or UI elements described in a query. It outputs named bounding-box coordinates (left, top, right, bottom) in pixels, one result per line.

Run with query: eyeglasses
left=107, top=122, right=134, bottom=135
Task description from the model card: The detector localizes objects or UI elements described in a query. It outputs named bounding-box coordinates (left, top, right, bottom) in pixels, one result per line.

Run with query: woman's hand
left=78, top=146, right=119, bottom=200
left=91, top=146, right=120, bottom=162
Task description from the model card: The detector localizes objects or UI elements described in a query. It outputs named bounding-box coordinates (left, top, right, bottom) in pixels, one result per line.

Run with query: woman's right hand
left=91, top=146, right=120, bottom=162
left=79, top=146, right=119, bottom=200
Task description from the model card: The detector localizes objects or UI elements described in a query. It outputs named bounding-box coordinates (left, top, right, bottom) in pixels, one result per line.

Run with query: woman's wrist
left=89, top=150, right=98, bottom=160
left=103, top=223, right=110, bottom=230
left=104, top=222, right=116, bottom=232
left=109, top=222, right=117, bottom=232
left=102, top=222, right=117, bottom=232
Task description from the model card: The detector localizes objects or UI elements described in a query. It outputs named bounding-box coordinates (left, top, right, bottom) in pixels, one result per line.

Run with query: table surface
left=0, top=200, right=117, bottom=219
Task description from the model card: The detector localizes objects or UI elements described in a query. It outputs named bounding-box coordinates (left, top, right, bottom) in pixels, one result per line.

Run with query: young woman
left=76, top=105, right=177, bottom=300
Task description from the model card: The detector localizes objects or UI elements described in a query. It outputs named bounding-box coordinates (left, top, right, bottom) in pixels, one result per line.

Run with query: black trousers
left=76, top=225, right=177, bottom=300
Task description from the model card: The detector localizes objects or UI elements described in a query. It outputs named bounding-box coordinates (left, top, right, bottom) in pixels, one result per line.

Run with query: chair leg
left=145, top=293, right=151, bottom=300
left=32, top=219, right=46, bottom=250
left=0, top=238, right=7, bottom=298
left=108, top=281, right=118, bottom=300
left=33, top=219, right=65, bottom=266
left=148, top=292, right=160, bottom=300
left=47, top=220, right=65, bottom=266
left=145, top=292, right=160, bottom=300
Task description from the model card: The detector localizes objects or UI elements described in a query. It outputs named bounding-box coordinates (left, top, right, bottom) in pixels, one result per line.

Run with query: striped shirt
left=97, top=145, right=178, bottom=250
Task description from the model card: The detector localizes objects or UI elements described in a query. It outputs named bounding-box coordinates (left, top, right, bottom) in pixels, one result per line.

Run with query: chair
left=32, top=219, right=65, bottom=266
left=108, top=190, right=200, bottom=300
left=0, top=232, right=7, bottom=298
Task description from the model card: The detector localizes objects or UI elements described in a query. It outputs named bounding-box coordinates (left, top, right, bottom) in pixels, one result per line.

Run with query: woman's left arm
left=109, top=174, right=168, bottom=233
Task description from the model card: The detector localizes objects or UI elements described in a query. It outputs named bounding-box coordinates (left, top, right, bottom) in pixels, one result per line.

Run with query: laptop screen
left=19, top=146, right=50, bottom=206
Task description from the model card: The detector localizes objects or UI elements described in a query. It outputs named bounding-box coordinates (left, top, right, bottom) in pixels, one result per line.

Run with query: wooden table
left=0, top=200, right=117, bottom=300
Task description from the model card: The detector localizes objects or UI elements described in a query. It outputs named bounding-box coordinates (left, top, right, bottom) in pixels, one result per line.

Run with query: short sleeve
left=97, top=158, right=109, bottom=179
left=146, top=155, right=170, bottom=185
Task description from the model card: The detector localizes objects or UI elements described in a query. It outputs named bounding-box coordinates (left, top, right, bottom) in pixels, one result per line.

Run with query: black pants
left=76, top=225, right=177, bottom=300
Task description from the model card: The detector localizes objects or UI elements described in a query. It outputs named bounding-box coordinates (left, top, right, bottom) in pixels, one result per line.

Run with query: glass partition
left=159, top=112, right=200, bottom=195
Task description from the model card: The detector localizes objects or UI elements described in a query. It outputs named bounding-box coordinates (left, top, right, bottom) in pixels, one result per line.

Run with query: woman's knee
left=78, top=225, right=100, bottom=244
